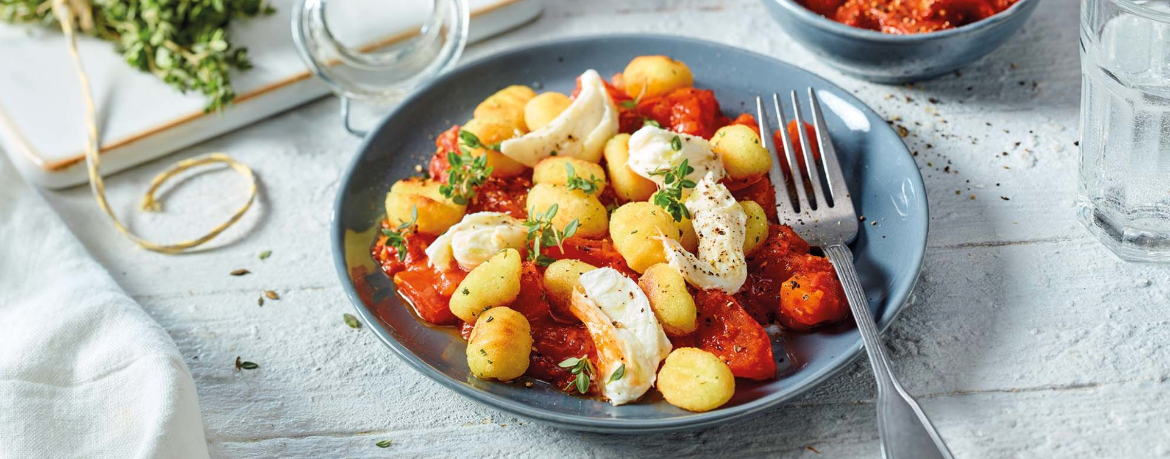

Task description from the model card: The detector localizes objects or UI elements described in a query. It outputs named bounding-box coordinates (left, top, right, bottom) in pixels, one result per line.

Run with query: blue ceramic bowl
left=333, top=34, right=928, bottom=433
left=762, top=0, right=1041, bottom=83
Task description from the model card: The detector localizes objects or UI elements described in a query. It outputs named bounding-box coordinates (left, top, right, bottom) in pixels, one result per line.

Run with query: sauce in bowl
left=799, top=0, right=1020, bottom=34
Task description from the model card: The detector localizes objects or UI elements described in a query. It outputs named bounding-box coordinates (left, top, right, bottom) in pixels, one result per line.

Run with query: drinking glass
left=1079, top=0, right=1170, bottom=262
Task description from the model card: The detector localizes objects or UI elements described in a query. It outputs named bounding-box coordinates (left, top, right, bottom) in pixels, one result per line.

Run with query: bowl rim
left=331, top=33, right=930, bottom=433
left=766, top=0, right=1038, bottom=42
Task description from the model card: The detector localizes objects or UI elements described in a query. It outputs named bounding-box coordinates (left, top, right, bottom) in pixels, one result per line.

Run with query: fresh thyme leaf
left=558, top=357, right=581, bottom=368
left=649, top=159, right=697, bottom=222
left=375, top=440, right=392, bottom=448
left=670, top=135, right=683, bottom=151
left=643, top=118, right=662, bottom=128
left=609, top=363, right=626, bottom=382
left=439, top=135, right=493, bottom=205
left=343, top=313, right=361, bottom=329
left=619, top=100, right=637, bottom=109
left=381, top=205, right=418, bottom=261
left=459, top=130, right=502, bottom=152
left=559, top=355, right=593, bottom=394
left=574, top=372, right=589, bottom=394
left=0, top=0, right=276, bottom=111
left=563, top=163, right=603, bottom=195
left=523, top=205, right=578, bottom=264
left=258, top=250, right=272, bottom=260
left=239, top=361, right=259, bottom=370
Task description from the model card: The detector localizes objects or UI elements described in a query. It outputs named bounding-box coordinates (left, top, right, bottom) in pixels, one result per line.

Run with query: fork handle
left=823, top=244, right=954, bottom=459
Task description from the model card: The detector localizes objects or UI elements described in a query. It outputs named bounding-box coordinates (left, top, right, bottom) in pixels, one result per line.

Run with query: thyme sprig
left=558, top=356, right=595, bottom=394
left=649, top=158, right=697, bottom=222
left=381, top=206, right=418, bottom=261
left=563, top=163, right=603, bottom=195
left=439, top=130, right=495, bottom=205
left=1, top=0, right=276, bottom=111
left=523, top=204, right=578, bottom=267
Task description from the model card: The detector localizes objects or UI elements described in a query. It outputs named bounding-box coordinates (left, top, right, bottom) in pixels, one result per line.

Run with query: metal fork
left=756, top=90, right=953, bottom=459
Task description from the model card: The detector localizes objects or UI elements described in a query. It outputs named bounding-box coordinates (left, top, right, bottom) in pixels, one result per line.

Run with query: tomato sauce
left=800, top=0, right=1019, bottom=34
left=467, top=175, right=531, bottom=220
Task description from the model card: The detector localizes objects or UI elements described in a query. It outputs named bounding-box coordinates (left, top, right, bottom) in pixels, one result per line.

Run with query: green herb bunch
left=0, top=0, right=274, bottom=112
left=649, top=156, right=697, bottom=222
left=381, top=206, right=418, bottom=261
left=439, top=130, right=495, bottom=205
left=558, top=356, right=595, bottom=394
left=563, top=162, right=603, bottom=195
left=523, top=204, right=578, bottom=267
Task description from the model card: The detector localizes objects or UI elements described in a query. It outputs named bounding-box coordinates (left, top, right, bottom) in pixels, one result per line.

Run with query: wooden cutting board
left=0, top=0, right=542, bottom=189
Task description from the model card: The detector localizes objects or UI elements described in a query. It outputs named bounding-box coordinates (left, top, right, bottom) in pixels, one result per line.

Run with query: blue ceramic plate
left=333, top=34, right=928, bottom=433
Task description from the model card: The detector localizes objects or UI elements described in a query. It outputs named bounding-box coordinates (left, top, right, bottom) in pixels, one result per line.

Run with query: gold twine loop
left=52, top=0, right=258, bottom=254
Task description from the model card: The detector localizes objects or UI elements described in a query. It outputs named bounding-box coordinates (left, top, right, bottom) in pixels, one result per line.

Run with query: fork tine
left=755, top=96, right=796, bottom=216
left=807, top=88, right=853, bottom=212
left=771, top=93, right=811, bottom=214
left=790, top=90, right=829, bottom=210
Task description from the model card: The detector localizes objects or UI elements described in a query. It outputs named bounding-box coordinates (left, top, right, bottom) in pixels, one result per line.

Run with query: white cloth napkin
left=0, top=154, right=210, bottom=459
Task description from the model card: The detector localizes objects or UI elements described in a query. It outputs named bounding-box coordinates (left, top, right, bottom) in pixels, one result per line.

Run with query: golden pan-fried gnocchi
left=374, top=55, right=853, bottom=411
left=525, top=183, right=609, bottom=238
left=710, top=125, right=772, bottom=180
left=532, top=157, right=608, bottom=193
left=449, top=249, right=522, bottom=322
left=740, top=200, right=769, bottom=256
left=466, top=307, right=532, bottom=381
left=523, top=92, right=572, bottom=131
left=384, top=177, right=466, bottom=235
left=542, top=259, right=597, bottom=313
left=622, top=55, right=694, bottom=99
left=657, top=348, right=735, bottom=412
left=609, top=202, right=692, bottom=273
left=638, top=264, right=697, bottom=336
left=603, top=134, right=657, bottom=202
left=473, top=85, right=535, bottom=131
left=460, top=117, right=527, bottom=177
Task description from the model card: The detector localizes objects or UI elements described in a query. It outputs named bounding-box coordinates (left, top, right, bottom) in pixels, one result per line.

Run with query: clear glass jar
left=292, top=0, right=469, bottom=136
left=1078, top=0, right=1170, bottom=262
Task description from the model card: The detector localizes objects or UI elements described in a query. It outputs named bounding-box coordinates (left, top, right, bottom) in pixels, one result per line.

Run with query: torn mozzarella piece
left=499, top=70, right=618, bottom=167
left=425, top=212, right=527, bottom=271
left=627, top=126, right=726, bottom=186
left=659, top=173, right=747, bottom=294
left=570, top=268, right=672, bottom=406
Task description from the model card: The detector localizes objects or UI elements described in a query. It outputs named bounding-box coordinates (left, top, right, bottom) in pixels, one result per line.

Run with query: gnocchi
left=533, top=157, right=608, bottom=193
left=384, top=177, right=466, bottom=235
left=543, top=259, right=598, bottom=316
left=609, top=202, right=690, bottom=273
left=740, top=200, right=769, bottom=256
left=656, top=348, right=735, bottom=412
left=449, top=249, right=522, bottom=322
left=710, top=125, right=772, bottom=180
left=466, top=307, right=532, bottom=381
left=622, top=55, right=694, bottom=99
left=638, top=264, right=697, bottom=336
left=474, top=85, right=535, bottom=131
left=603, top=134, right=657, bottom=202
left=523, top=92, right=572, bottom=131
left=461, top=117, right=527, bottom=177
left=525, top=183, right=609, bottom=238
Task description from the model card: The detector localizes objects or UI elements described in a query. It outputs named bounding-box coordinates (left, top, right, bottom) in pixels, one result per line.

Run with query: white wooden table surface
left=39, top=1, right=1170, bottom=457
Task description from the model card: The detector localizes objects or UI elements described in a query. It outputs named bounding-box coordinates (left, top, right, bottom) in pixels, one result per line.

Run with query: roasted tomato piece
left=639, top=88, right=727, bottom=139
left=779, top=270, right=848, bottom=330
left=728, top=113, right=761, bottom=137
left=774, top=120, right=819, bottom=177
left=468, top=175, right=532, bottom=220
left=528, top=323, right=599, bottom=393
left=393, top=268, right=460, bottom=325
left=509, top=262, right=553, bottom=324
left=730, top=176, right=779, bottom=223
left=549, top=237, right=638, bottom=278
left=371, top=222, right=433, bottom=276
left=429, top=125, right=460, bottom=181
left=693, top=289, right=776, bottom=380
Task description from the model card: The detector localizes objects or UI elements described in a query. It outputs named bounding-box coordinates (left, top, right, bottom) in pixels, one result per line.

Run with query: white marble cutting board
left=0, top=0, right=542, bottom=189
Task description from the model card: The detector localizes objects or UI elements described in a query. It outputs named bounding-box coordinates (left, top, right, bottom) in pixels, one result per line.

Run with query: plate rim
left=331, top=33, right=929, bottom=433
